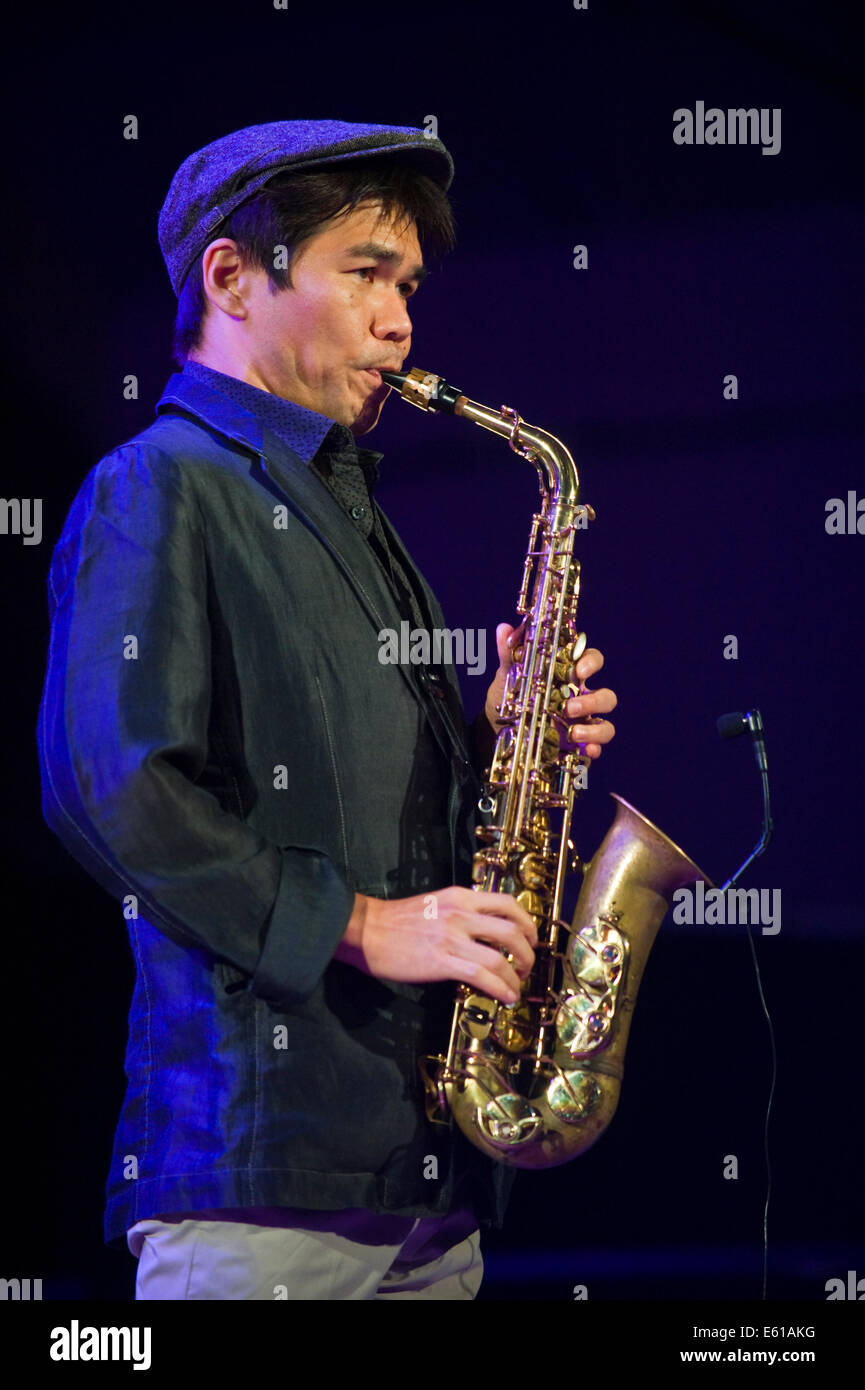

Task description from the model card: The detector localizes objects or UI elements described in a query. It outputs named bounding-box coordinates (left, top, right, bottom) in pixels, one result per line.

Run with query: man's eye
left=350, top=267, right=415, bottom=299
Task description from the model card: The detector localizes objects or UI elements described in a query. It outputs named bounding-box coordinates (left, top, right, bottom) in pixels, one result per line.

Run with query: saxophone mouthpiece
left=381, top=366, right=466, bottom=414
left=380, top=370, right=407, bottom=390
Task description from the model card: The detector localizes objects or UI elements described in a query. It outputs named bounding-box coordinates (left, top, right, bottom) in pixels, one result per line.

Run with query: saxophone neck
left=380, top=365, right=582, bottom=510
left=456, top=395, right=582, bottom=510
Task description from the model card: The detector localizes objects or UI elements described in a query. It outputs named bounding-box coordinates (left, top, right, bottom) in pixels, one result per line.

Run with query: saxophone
left=382, top=367, right=711, bottom=1169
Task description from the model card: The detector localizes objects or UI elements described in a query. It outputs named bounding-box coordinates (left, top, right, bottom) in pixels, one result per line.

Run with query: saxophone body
left=383, top=367, right=711, bottom=1169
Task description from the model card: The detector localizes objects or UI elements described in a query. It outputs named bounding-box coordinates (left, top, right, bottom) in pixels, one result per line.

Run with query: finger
left=442, top=893, right=537, bottom=971
left=446, top=949, right=523, bottom=1004
left=568, top=718, right=615, bottom=746
left=578, top=743, right=603, bottom=760
left=573, top=647, right=604, bottom=683
left=465, top=917, right=536, bottom=976
left=443, top=907, right=536, bottom=975
left=466, top=937, right=526, bottom=989
left=467, top=889, right=539, bottom=944
left=441, top=885, right=536, bottom=937
left=566, top=687, right=617, bottom=717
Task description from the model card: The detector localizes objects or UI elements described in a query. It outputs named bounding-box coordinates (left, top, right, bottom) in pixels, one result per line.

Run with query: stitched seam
left=314, top=674, right=350, bottom=875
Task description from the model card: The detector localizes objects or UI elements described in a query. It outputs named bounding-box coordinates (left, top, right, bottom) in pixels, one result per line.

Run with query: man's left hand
left=483, top=622, right=617, bottom=760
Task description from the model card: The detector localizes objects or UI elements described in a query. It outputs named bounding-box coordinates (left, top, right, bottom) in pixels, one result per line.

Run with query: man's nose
left=372, top=289, right=412, bottom=341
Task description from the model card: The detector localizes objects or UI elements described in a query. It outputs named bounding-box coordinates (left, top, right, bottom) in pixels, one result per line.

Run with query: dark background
left=3, top=0, right=862, bottom=1303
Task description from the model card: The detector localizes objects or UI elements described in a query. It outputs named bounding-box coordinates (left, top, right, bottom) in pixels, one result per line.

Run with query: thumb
left=495, top=622, right=517, bottom=671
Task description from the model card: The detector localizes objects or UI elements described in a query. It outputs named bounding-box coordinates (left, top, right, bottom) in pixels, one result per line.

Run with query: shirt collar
left=179, top=360, right=383, bottom=492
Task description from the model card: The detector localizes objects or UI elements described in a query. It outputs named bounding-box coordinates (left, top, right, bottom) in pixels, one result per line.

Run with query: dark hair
left=172, top=158, right=456, bottom=367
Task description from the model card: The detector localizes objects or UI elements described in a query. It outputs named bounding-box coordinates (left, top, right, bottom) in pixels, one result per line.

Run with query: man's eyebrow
left=343, top=241, right=429, bottom=285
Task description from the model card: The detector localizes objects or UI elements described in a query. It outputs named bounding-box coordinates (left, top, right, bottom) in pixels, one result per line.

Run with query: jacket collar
left=156, top=369, right=308, bottom=460
left=156, top=366, right=384, bottom=484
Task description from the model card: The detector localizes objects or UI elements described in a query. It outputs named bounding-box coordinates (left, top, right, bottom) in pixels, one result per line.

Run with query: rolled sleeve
left=37, top=443, right=354, bottom=1007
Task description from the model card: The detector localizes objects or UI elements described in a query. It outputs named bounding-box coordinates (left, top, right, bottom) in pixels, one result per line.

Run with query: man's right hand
left=333, top=887, right=538, bottom=1004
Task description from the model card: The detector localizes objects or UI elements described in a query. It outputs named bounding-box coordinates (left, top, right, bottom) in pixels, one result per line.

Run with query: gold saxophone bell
left=387, top=367, right=710, bottom=1169
left=441, top=794, right=711, bottom=1167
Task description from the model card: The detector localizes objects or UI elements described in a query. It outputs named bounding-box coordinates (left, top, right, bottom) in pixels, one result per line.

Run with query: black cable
left=716, top=708, right=776, bottom=1298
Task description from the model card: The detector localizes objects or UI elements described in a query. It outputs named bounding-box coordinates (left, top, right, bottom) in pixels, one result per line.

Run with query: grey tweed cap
left=158, top=118, right=454, bottom=296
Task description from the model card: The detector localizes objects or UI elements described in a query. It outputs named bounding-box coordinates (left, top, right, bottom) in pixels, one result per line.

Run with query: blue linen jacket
left=37, top=370, right=514, bottom=1247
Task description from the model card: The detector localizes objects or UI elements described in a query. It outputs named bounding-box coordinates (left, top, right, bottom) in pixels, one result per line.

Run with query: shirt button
left=350, top=504, right=366, bottom=520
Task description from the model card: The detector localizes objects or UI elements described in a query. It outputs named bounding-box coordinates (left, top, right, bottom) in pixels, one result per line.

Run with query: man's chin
left=349, top=385, right=389, bottom=436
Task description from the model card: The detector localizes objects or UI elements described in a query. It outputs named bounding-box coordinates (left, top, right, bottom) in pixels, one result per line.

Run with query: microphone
left=716, top=707, right=773, bottom=891
left=717, top=708, right=768, bottom=774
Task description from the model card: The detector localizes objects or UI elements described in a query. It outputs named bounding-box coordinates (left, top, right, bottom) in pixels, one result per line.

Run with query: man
left=37, top=120, right=616, bottom=1300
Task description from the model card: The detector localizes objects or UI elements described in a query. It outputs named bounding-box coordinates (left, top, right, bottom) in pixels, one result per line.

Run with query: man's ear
left=199, top=238, right=247, bottom=317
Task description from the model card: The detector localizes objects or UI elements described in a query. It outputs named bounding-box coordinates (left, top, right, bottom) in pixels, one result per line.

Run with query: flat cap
left=158, top=118, right=454, bottom=296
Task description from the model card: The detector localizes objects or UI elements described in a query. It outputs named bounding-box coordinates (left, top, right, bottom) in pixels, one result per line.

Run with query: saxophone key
left=491, top=1000, right=535, bottom=1053
left=477, top=1093, right=543, bottom=1148
left=459, top=994, right=497, bottom=1040
left=545, top=1068, right=601, bottom=1124
left=515, top=888, right=545, bottom=928
left=516, top=851, right=550, bottom=891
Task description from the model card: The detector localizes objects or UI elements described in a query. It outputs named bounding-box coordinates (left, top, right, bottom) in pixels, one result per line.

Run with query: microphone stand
left=715, top=705, right=776, bottom=1300
left=717, top=709, right=774, bottom=891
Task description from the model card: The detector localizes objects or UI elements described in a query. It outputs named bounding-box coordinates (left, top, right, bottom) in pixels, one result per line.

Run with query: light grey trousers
left=127, top=1216, right=484, bottom=1300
